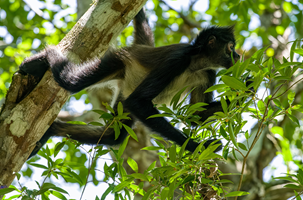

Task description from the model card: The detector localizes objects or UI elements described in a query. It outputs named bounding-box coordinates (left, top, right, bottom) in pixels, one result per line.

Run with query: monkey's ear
left=208, top=36, right=216, bottom=48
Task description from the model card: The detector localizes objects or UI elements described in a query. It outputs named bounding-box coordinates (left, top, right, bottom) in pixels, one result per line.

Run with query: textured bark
left=0, top=0, right=146, bottom=189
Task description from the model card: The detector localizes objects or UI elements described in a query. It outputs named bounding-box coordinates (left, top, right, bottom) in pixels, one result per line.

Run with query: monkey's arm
left=124, top=49, right=204, bottom=152
left=133, top=9, right=154, bottom=46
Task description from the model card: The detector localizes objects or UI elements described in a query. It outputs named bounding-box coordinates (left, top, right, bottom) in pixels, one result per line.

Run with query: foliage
left=2, top=46, right=303, bottom=199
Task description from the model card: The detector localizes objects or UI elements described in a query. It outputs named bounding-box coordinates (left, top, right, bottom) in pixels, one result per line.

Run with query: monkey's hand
left=19, top=49, right=49, bottom=79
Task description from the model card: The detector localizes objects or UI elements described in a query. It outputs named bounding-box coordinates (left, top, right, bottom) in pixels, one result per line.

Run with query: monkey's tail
left=29, top=120, right=131, bottom=158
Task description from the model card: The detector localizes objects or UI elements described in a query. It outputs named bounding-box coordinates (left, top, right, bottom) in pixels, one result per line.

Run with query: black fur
left=20, top=9, right=240, bottom=158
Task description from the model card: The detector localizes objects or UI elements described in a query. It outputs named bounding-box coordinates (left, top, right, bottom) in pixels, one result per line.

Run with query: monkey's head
left=192, top=26, right=240, bottom=69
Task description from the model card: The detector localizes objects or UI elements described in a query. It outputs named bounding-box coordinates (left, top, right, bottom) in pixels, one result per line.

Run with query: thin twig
left=272, top=77, right=303, bottom=99
left=80, top=119, right=115, bottom=200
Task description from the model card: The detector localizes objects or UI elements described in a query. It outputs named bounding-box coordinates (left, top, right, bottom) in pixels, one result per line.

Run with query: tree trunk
left=0, top=0, right=146, bottom=189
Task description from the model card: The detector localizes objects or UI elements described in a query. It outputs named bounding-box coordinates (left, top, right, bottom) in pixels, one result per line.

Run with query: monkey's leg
left=19, top=49, right=49, bottom=79
left=20, top=46, right=125, bottom=93
left=45, top=47, right=125, bottom=93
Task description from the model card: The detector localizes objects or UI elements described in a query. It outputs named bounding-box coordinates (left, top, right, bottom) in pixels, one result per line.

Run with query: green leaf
left=275, top=176, right=299, bottom=183
left=141, top=146, right=163, bottom=151
left=267, top=57, right=273, bottom=73
left=187, top=102, right=208, bottom=114
left=158, top=105, right=174, bottom=114
left=228, top=121, right=238, bottom=148
left=287, top=113, right=300, bottom=126
left=237, top=58, right=251, bottom=77
left=295, top=191, right=302, bottom=200
left=0, top=188, right=16, bottom=195
left=199, top=143, right=222, bottom=160
left=220, top=126, right=228, bottom=138
left=66, top=169, right=83, bottom=185
left=130, top=173, right=149, bottom=181
left=205, top=84, right=227, bottom=93
left=101, top=185, right=115, bottom=200
left=100, top=113, right=114, bottom=120
left=273, top=99, right=282, bottom=108
left=288, top=90, right=296, bottom=104
left=38, top=183, right=68, bottom=195
left=238, top=143, right=247, bottom=151
left=290, top=40, right=297, bottom=62
left=232, top=148, right=238, bottom=161
left=146, top=161, right=157, bottom=172
left=221, top=97, right=228, bottom=114
left=179, top=138, right=189, bottom=157
left=54, top=142, right=65, bottom=158
left=117, top=102, right=123, bottom=116
left=113, top=180, right=132, bottom=192
left=169, top=144, right=176, bottom=162
left=92, top=110, right=107, bottom=116
left=142, top=186, right=157, bottom=200
left=29, top=163, right=48, bottom=169
left=273, top=75, right=292, bottom=81
left=114, top=122, right=120, bottom=140
left=102, top=102, right=115, bottom=114
left=118, top=135, right=130, bottom=158
left=127, top=157, right=138, bottom=172
left=293, top=49, right=303, bottom=56
left=232, top=59, right=241, bottom=78
left=277, top=62, right=302, bottom=70
left=270, top=126, right=284, bottom=137
left=251, top=45, right=268, bottom=60
left=123, top=124, right=138, bottom=142
left=298, top=169, right=303, bottom=185
left=51, top=190, right=68, bottom=200
left=223, top=147, right=229, bottom=160
left=192, top=142, right=204, bottom=159
left=161, top=187, right=169, bottom=200
left=147, top=113, right=172, bottom=119
left=225, top=191, right=249, bottom=197
left=170, top=86, right=188, bottom=109
left=221, top=75, right=247, bottom=90
left=257, top=100, right=266, bottom=113
left=89, top=121, right=104, bottom=126
left=66, top=121, right=87, bottom=125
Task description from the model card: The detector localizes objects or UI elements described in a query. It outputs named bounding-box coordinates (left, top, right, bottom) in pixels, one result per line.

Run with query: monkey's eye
left=228, top=43, right=234, bottom=53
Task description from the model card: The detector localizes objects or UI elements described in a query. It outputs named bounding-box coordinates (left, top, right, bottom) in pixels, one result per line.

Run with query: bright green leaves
left=275, top=169, right=303, bottom=196
left=92, top=102, right=135, bottom=142
left=221, top=75, right=247, bottom=90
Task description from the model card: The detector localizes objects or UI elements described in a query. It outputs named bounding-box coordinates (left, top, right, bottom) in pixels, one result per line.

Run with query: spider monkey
left=19, top=9, right=240, bottom=158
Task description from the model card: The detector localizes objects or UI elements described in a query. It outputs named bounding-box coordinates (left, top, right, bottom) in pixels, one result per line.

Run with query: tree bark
left=0, top=0, right=146, bottom=189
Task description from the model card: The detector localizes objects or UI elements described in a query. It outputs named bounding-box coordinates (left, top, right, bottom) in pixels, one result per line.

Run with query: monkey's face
left=208, top=39, right=240, bottom=69
left=193, top=26, right=240, bottom=69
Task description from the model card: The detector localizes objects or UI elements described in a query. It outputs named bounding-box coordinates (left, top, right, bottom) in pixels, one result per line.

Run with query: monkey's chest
left=153, top=70, right=209, bottom=104
left=122, top=63, right=209, bottom=104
